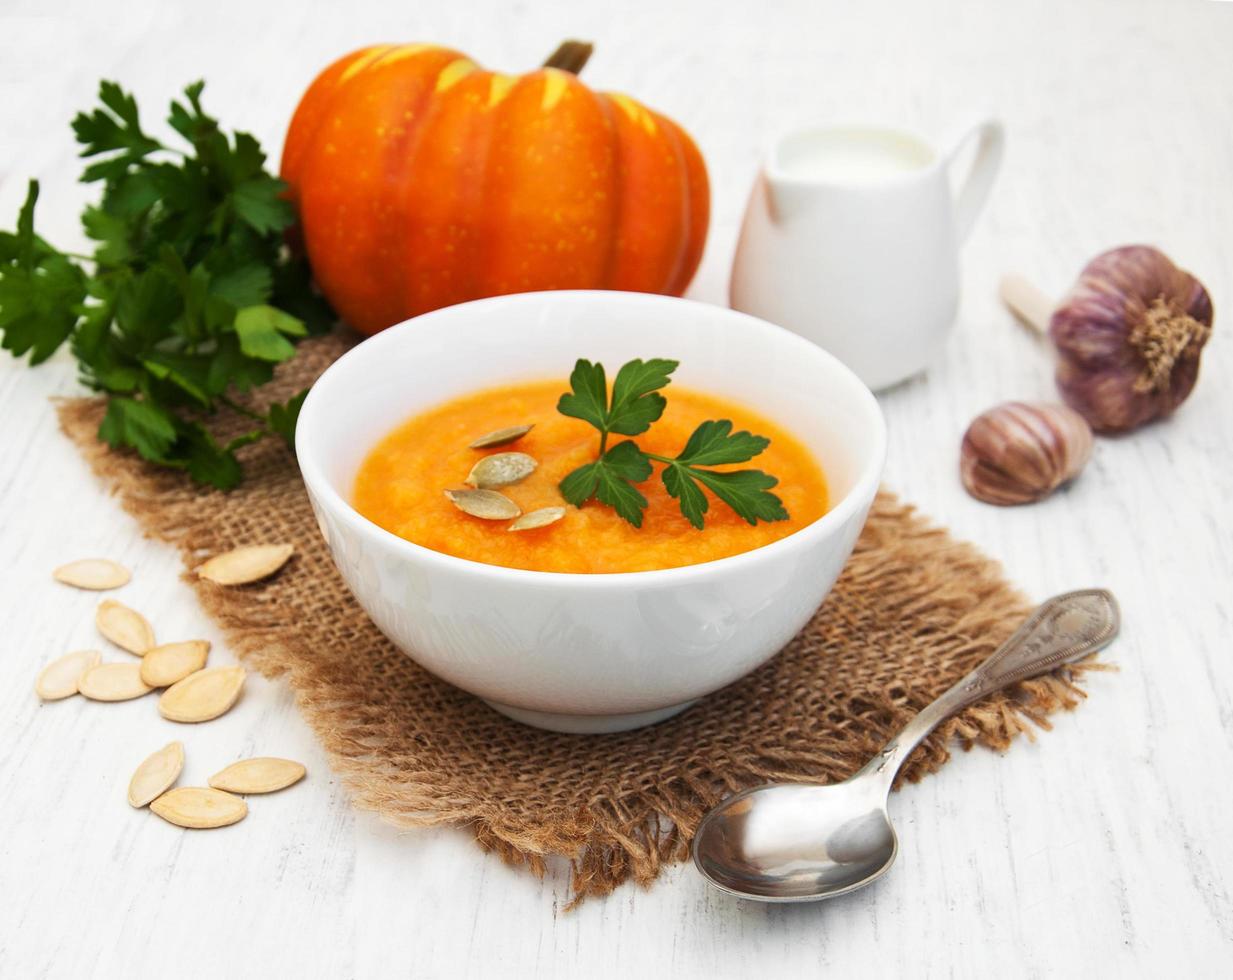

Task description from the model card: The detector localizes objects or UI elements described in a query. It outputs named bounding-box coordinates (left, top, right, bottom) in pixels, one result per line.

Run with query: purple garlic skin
left=1049, top=245, right=1213, bottom=433
left=961, top=401, right=1094, bottom=506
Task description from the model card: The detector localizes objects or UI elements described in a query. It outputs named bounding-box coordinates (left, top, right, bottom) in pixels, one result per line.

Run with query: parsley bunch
left=0, top=81, right=333, bottom=489
left=557, top=358, right=790, bottom=529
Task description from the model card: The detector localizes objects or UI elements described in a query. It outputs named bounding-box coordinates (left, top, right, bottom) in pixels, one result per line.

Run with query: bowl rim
left=296, top=290, right=887, bottom=587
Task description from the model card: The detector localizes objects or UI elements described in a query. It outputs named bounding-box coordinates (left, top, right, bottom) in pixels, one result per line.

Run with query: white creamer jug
left=730, top=120, right=1004, bottom=390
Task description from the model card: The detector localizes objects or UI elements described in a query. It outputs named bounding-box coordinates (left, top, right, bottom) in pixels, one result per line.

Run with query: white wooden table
left=2, top=0, right=1231, bottom=975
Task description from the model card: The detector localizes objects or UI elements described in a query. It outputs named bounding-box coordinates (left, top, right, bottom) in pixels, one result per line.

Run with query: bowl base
left=482, top=698, right=698, bottom=734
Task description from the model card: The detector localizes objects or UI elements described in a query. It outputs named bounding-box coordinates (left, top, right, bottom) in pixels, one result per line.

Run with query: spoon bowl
left=691, top=589, right=1120, bottom=902
left=694, top=783, right=898, bottom=901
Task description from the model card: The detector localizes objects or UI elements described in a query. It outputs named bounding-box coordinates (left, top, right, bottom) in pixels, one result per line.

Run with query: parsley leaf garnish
left=664, top=456, right=788, bottom=529
left=659, top=420, right=788, bottom=529
left=606, top=357, right=677, bottom=435
left=555, top=359, right=609, bottom=432
left=556, top=358, right=790, bottom=530
left=0, top=81, right=335, bottom=488
left=559, top=440, right=654, bottom=527
left=557, top=357, right=677, bottom=446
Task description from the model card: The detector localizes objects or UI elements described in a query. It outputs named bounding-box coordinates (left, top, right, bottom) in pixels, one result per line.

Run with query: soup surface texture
left=353, top=380, right=828, bottom=573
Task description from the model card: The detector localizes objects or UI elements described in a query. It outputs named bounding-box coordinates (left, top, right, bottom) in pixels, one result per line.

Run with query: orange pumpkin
left=281, top=41, right=710, bottom=335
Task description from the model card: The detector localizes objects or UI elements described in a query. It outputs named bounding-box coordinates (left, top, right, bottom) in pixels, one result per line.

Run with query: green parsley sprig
left=0, top=81, right=333, bottom=489
left=557, top=358, right=790, bottom=529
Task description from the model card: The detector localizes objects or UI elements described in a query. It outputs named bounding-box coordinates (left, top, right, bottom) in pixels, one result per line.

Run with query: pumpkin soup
left=353, top=380, right=827, bottom=573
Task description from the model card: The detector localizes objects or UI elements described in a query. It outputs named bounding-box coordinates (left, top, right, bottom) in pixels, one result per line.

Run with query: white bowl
left=296, top=291, right=885, bottom=733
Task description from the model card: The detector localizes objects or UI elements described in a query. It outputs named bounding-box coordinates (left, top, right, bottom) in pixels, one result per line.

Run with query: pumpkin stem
left=542, top=40, right=594, bottom=74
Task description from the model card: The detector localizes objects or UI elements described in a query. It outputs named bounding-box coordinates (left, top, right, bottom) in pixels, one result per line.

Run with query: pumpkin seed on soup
left=469, top=424, right=534, bottom=449
left=508, top=507, right=566, bottom=532
left=444, top=488, right=521, bottom=520
left=464, top=452, right=537, bottom=490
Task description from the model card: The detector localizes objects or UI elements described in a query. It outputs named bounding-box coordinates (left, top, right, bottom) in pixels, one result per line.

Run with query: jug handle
left=945, top=118, right=1005, bottom=244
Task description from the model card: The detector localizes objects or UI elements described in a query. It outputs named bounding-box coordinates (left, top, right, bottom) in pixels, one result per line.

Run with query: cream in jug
left=730, top=121, right=1003, bottom=390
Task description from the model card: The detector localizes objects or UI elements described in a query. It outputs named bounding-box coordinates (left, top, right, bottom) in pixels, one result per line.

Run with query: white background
left=1, top=0, right=1231, bottom=976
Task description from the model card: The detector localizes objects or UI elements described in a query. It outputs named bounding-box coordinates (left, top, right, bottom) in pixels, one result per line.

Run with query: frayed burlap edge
left=56, top=389, right=1111, bottom=907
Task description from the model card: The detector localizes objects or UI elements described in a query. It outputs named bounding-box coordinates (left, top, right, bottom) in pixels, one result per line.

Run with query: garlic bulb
left=960, top=402, right=1093, bottom=505
left=1002, top=246, right=1213, bottom=433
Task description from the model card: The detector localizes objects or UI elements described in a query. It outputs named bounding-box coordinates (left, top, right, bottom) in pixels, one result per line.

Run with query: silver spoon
left=691, top=589, right=1119, bottom=902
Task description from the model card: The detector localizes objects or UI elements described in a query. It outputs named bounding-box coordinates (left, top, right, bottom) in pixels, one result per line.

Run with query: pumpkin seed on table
left=197, top=544, right=294, bottom=586
left=78, top=662, right=153, bottom=702
left=464, top=452, right=538, bottom=489
left=128, top=741, right=185, bottom=808
left=209, top=757, right=306, bottom=794
left=150, top=787, right=247, bottom=829
left=508, top=507, right=567, bottom=532
left=95, top=599, right=155, bottom=655
left=52, top=558, right=131, bottom=591
left=35, top=649, right=102, bottom=701
left=444, top=488, right=521, bottom=520
left=469, top=424, right=534, bottom=449
left=140, top=640, right=210, bottom=688
left=158, top=665, right=246, bottom=723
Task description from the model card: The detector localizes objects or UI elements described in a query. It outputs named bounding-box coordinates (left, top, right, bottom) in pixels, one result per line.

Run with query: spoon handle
left=858, top=589, right=1119, bottom=785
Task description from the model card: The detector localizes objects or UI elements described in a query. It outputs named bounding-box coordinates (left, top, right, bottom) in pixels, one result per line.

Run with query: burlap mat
left=56, top=333, right=1105, bottom=905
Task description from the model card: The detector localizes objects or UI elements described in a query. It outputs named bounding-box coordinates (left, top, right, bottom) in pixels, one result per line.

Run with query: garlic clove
left=960, top=401, right=1093, bottom=506
left=1048, top=246, right=1213, bottom=433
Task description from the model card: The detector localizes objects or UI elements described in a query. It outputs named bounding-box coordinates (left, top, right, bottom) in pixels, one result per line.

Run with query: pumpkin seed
left=150, top=787, right=247, bottom=829
left=508, top=506, right=567, bottom=532
left=197, top=544, right=294, bottom=585
left=209, top=757, right=306, bottom=794
left=158, top=665, right=246, bottom=723
left=52, top=558, right=131, bottom=591
left=128, top=741, right=185, bottom=808
left=35, top=649, right=102, bottom=701
left=464, top=452, right=538, bottom=489
left=140, top=640, right=210, bottom=688
left=469, top=424, right=534, bottom=449
left=78, top=662, right=153, bottom=702
left=96, top=599, right=156, bottom=655
left=444, top=488, right=521, bottom=520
